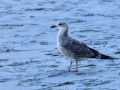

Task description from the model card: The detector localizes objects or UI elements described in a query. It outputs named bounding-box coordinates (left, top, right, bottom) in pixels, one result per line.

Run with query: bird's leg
left=76, top=60, right=78, bottom=72
left=68, top=59, right=78, bottom=72
left=68, top=59, right=72, bottom=72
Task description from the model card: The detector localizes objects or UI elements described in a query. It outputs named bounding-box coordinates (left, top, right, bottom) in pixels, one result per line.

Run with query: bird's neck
left=57, top=28, right=68, bottom=38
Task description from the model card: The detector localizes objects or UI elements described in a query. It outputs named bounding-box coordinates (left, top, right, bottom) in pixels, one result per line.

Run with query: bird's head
left=50, top=22, right=69, bottom=31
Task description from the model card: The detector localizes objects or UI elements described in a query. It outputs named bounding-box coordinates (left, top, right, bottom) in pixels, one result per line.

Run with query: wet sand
left=0, top=0, right=120, bottom=90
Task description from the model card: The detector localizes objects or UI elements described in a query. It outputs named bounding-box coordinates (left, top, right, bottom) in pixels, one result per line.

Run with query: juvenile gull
left=50, top=22, right=113, bottom=72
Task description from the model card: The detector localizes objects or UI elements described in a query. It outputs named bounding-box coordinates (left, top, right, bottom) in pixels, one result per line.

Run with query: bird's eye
left=59, top=23, right=62, bottom=25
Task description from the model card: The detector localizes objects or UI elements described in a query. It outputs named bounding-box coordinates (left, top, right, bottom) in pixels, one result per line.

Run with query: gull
left=50, top=22, right=113, bottom=72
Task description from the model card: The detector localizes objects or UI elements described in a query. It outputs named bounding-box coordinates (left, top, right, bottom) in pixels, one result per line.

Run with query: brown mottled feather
left=61, top=36, right=101, bottom=59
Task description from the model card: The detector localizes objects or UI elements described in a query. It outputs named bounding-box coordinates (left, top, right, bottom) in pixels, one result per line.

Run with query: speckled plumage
left=57, top=35, right=101, bottom=59
left=50, top=22, right=113, bottom=72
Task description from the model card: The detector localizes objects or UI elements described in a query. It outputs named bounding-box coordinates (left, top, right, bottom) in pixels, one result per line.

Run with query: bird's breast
left=57, top=38, right=63, bottom=53
left=57, top=37, right=75, bottom=59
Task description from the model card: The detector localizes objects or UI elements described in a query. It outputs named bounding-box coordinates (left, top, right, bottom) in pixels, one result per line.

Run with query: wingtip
left=101, top=54, right=113, bottom=60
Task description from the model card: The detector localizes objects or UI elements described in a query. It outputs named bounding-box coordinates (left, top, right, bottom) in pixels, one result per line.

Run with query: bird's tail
left=89, top=47, right=113, bottom=60
left=101, top=54, right=113, bottom=60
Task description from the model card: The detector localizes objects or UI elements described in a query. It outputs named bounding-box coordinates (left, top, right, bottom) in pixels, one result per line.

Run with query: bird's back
left=57, top=35, right=101, bottom=59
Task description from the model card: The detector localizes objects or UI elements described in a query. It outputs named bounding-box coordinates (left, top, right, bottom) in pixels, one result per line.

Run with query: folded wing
left=62, top=37, right=100, bottom=58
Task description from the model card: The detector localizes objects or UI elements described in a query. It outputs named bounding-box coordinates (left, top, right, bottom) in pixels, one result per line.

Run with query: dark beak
left=50, top=25, right=57, bottom=28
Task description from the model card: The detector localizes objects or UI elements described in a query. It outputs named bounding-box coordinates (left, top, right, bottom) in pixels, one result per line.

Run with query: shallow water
left=0, top=0, right=120, bottom=90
